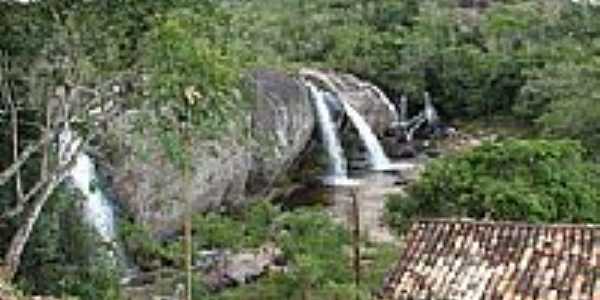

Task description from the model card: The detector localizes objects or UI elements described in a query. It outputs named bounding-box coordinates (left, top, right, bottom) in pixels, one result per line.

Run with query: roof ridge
left=415, top=218, right=600, bottom=228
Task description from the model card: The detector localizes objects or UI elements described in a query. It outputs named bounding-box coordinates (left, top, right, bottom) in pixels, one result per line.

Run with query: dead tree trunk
left=10, top=91, right=23, bottom=203
left=2, top=138, right=83, bottom=281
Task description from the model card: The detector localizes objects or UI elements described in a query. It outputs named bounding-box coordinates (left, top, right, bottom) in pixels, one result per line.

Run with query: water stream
left=59, top=127, right=118, bottom=251
left=307, top=82, right=359, bottom=186
left=339, top=100, right=392, bottom=171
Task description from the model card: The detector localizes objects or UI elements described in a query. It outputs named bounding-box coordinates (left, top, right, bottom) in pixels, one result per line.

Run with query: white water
left=306, top=82, right=349, bottom=180
left=59, top=128, right=117, bottom=245
left=338, top=73, right=399, bottom=123
left=340, top=100, right=391, bottom=171
left=424, top=92, right=439, bottom=124
left=365, top=83, right=399, bottom=123
left=400, top=96, right=408, bottom=124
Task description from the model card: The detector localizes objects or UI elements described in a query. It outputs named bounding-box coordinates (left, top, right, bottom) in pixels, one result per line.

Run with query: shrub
left=192, top=200, right=278, bottom=251
left=386, top=139, right=600, bottom=231
left=274, top=209, right=352, bottom=288
left=15, top=189, right=122, bottom=299
left=120, top=221, right=178, bottom=270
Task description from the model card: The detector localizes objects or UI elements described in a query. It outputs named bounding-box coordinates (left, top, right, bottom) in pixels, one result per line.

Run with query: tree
left=0, top=57, right=123, bottom=280
left=0, top=1, right=132, bottom=281
left=139, top=5, right=248, bottom=298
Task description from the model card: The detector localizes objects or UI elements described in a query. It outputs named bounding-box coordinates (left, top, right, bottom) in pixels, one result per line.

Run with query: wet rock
left=277, top=183, right=332, bottom=208
left=197, top=244, right=285, bottom=291
left=348, top=158, right=370, bottom=171
left=425, top=149, right=442, bottom=158
left=301, top=69, right=396, bottom=135
left=383, top=137, right=418, bottom=159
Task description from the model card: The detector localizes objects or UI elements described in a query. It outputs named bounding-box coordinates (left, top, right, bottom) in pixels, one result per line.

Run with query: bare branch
left=0, top=92, right=111, bottom=186
left=0, top=104, right=121, bottom=219
left=2, top=134, right=91, bottom=281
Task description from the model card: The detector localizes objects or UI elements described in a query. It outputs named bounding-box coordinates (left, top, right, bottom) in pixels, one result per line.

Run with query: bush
left=274, top=209, right=352, bottom=289
left=188, top=204, right=397, bottom=300
left=386, top=139, right=600, bottom=231
left=195, top=208, right=365, bottom=300
left=15, top=188, right=122, bottom=299
left=192, top=200, right=278, bottom=251
left=120, top=221, right=179, bottom=270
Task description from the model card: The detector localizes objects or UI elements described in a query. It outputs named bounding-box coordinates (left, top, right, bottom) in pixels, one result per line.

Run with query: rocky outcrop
left=245, top=70, right=314, bottom=195
left=102, top=69, right=398, bottom=237
left=197, top=244, right=285, bottom=291
left=105, top=70, right=314, bottom=236
left=300, top=68, right=397, bottom=135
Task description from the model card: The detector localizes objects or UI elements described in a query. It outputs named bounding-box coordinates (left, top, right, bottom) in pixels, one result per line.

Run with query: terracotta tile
left=379, top=220, right=600, bottom=300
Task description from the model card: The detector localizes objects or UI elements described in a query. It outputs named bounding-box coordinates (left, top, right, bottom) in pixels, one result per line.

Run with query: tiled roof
left=379, top=219, right=600, bottom=300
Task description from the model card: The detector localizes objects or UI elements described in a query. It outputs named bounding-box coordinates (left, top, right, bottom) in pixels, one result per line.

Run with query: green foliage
left=192, top=213, right=246, bottom=250
left=4, top=0, right=600, bottom=297
left=386, top=139, right=600, bottom=231
left=192, top=200, right=277, bottom=251
left=142, top=202, right=393, bottom=300
left=192, top=207, right=392, bottom=300
left=516, top=44, right=600, bottom=156
left=14, top=189, right=121, bottom=299
left=274, top=209, right=352, bottom=289
left=120, top=221, right=178, bottom=270
left=144, top=6, right=241, bottom=109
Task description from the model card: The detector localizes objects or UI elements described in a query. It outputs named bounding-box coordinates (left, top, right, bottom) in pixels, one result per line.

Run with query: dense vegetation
left=122, top=201, right=396, bottom=300
left=1, top=0, right=600, bottom=298
left=386, top=139, right=600, bottom=231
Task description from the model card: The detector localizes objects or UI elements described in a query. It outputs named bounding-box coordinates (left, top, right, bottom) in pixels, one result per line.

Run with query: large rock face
left=106, top=70, right=314, bottom=236
left=245, top=70, right=314, bottom=195
left=103, top=69, right=395, bottom=237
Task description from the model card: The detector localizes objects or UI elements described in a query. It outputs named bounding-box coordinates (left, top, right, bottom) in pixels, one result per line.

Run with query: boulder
left=245, top=69, right=314, bottom=195
left=299, top=68, right=396, bottom=135
left=198, top=244, right=284, bottom=291
left=104, top=70, right=314, bottom=236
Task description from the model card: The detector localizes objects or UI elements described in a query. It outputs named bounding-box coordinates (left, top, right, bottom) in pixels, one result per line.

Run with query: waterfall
left=365, top=83, right=399, bottom=123
left=400, top=96, right=408, bottom=124
left=340, top=100, right=391, bottom=171
left=424, top=92, right=439, bottom=125
left=59, top=127, right=117, bottom=248
left=307, top=82, right=347, bottom=178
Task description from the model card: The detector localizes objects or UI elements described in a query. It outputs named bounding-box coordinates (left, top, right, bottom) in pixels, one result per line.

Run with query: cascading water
left=424, top=92, right=439, bottom=125
left=59, top=127, right=118, bottom=250
left=306, top=82, right=360, bottom=186
left=365, top=83, right=399, bottom=123
left=339, top=100, right=391, bottom=171
left=399, top=96, right=408, bottom=125
left=307, top=82, right=347, bottom=178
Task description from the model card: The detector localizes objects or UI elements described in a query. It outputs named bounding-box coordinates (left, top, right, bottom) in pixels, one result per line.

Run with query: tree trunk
left=351, top=188, right=361, bottom=293
left=183, top=122, right=193, bottom=300
left=2, top=149, right=79, bottom=281
left=11, top=93, right=23, bottom=202
left=41, top=99, right=51, bottom=182
left=1, top=118, right=97, bottom=280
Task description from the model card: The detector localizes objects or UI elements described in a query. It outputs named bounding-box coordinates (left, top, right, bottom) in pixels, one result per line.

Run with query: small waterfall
left=340, top=100, right=391, bottom=171
left=424, top=92, right=439, bottom=125
left=59, top=127, right=117, bottom=249
left=365, top=83, right=399, bottom=123
left=307, top=82, right=348, bottom=178
left=399, top=96, right=408, bottom=124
